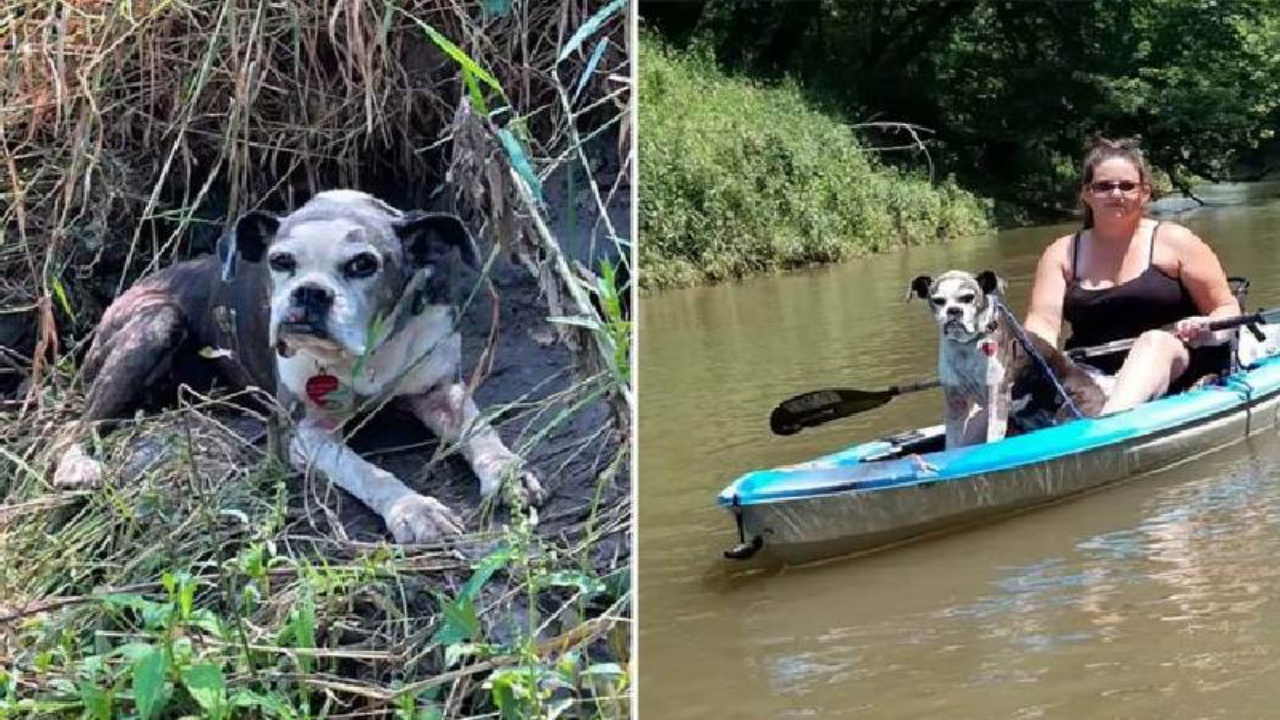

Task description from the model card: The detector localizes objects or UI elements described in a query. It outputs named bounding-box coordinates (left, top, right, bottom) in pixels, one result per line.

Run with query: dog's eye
left=958, top=293, right=976, bottom=304
left=343, top=253, right=380, bottom=279
left=930, top=297, right=946, bottom=307
left=268, top=253, right=296, bottom=274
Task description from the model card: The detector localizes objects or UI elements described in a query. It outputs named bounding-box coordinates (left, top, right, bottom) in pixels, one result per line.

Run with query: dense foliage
left=639, top=38, right=991, bottom=289
left=644, top=0, right=1280, bottom=225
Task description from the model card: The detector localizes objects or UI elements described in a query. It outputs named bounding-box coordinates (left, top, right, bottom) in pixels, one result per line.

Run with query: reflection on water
left=640, top=198, right=1280, bottom=719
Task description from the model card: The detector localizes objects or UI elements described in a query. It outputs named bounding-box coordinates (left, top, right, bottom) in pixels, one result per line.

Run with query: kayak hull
left=718, top=357, right=1280, bottom=562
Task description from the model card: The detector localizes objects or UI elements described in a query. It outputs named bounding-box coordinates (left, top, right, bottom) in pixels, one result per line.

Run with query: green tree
left=645, top=0, right=1280, bottom=223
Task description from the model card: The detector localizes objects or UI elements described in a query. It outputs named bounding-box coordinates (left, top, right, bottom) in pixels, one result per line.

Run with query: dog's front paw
left=507, top=468, right=546, bottom=508
left=53, top=444, right=103, bottom=489
left=383, top=493, right=464, bottom=544
left=480, top=459, right=547, bottom=509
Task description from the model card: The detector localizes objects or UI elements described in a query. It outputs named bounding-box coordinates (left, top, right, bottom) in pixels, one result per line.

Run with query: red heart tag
left=979, top=341, right=997, bottom=357
left=306, top=374, right=341, bottom=408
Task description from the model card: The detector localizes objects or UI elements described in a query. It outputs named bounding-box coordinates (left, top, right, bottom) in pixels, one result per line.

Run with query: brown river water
left=638, top=191, right=1280, bottom=719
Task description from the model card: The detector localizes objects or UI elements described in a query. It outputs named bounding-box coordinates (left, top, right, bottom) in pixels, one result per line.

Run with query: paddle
left=1065, top=306, right=1280, bottom=360
left=769, top=306, right=1280, bottom=436
left=769, top=379, right=941, bottom=436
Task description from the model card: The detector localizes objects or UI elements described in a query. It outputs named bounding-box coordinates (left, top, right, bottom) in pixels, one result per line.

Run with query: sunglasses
left=1087, top=180, right=1144, bottom=195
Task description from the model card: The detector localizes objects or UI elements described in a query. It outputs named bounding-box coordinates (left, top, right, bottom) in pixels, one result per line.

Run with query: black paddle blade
left=769, top=388, right=894, bottom=436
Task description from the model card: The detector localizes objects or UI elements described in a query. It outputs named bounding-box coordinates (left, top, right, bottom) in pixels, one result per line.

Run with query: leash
left=992, top=298, right=1084, bottom=420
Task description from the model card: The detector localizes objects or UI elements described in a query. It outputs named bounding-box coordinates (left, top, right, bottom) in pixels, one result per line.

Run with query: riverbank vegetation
left=0, top=1, right=631, bottom=717
left=641, top=0, right=1280, bottom=289
left=639, top=38, right=992, bottom=290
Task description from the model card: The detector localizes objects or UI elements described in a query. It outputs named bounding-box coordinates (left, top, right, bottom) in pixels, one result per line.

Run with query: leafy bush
left=639, top=36, right=992, bottom=290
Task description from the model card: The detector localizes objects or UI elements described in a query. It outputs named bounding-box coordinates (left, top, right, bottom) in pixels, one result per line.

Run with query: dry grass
left=0, top=1, right=632, bottom=717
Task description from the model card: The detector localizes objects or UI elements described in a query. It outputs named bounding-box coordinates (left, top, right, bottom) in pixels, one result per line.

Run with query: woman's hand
left=1174, top=316, right=1227, bottom=347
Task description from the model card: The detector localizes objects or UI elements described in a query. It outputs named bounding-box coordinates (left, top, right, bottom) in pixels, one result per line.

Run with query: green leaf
left=534, top=570, right=607, bottom=597
left=353, top=312, right=385, bottom=378
left=462, top=67, right=490, bottom=116
left=572, top=37, right=611, bottom=105
left=417, top=705, right=445, bottom=720
left=180, top=664, right=228, bottom=720
left=497, top=128, right=544, bottom=202
left=49, top=273, right=75, bottom=321
left=601, top=566, right=629, bottom=601
left=558, top=0, right=626, bottom=63
left=189, top=609, right=227, bottom=639
left=78, top=682, right=112, bottom=720
left=460, top=544, right=515, bottom=601
left=103, top=593, right=173, bottom=630
left=597, top=259, right=624, bottom=321
left=481, top=0, right=511, bottom=17
left=430, top=592, right=479, bottom=646
left=111, top=642, right=159, bottom=663
left=407, top=18, right=503, bottom=95
left=230, top=689, right=293, bottom=717
left=290, top=591, right=317, bottom=674
left=131, top=646, right=168, bottom=720
left=176, top=573, right=195, bottom=620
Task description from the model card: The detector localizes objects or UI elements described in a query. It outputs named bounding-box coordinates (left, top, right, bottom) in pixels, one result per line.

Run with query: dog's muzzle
left=275, top=284, right=338, bottom=356
left=943, top=317, right=973, bottom=336
left=280, top=285, right=332, bottom=334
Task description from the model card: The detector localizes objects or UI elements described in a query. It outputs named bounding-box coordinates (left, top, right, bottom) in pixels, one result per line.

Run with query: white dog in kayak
left=909, top=270, right=1106, bottom=448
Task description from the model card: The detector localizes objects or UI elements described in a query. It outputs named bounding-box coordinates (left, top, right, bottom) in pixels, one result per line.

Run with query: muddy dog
left=909, top=270, right=1106, bottom=448
left=53, top=190, right=545, bottom=542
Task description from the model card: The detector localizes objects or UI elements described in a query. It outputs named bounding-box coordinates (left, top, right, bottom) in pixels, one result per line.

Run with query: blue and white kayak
left=718, top=354, right=1280, bottom=562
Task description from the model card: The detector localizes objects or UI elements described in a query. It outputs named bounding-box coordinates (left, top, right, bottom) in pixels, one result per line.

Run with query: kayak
left=717, top=352, right=1280, bottom=562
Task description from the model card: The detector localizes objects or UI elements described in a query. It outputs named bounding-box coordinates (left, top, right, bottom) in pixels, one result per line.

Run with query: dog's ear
left=396, top=211, right=480, bottom=270
left=231, top=211, right=280, bottom=264
left=907, top=275, right=932, bottom=300
left=976, top=270, right=1004, bottom=296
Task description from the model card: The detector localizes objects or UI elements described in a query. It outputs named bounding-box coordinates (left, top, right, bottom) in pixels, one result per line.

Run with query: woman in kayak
left=1023, top=136, right=1240, bottom=415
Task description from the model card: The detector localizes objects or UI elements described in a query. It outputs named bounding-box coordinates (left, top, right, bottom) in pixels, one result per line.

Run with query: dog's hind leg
left=52, top=298, right=188, bottom=488
left=404, top=382, right=546, bottom=508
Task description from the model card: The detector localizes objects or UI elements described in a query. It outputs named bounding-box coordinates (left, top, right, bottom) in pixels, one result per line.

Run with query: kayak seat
left=1227, top=276, right=1250, bottom=374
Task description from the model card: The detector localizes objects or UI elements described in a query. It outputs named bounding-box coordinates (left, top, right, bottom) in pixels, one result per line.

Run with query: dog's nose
left=946, top=306, right=963, bottom=318
left=292, top=284, right=334, bottom=310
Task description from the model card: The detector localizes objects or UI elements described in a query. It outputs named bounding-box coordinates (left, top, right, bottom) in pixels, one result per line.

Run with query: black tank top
left=1062, top=222, right=1201, bottom=374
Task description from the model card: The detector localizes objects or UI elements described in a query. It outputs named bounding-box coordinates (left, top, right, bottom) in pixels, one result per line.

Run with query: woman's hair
left=1080, top=136, right=1152, bottom=228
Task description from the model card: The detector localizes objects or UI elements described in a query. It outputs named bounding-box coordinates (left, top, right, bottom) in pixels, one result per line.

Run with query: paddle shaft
left=770, top=306, right=1280, bottom=435
left=1065, top=307, right=1280, bottom=360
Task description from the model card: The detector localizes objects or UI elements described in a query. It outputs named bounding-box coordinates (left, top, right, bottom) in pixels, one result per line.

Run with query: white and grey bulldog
left=54, top=190, right=545, bottom=543
left=908, top=269, right=1105, bottom=449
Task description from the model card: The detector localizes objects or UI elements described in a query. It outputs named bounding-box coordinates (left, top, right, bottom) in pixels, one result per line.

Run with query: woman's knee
left=1127, top=329, right=1190, bottom=373
left=1130, top=329, right=1183, bottom=355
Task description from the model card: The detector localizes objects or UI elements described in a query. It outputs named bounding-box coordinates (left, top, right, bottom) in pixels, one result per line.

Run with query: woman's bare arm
left=1023, top=235, right=1072, bottom=346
